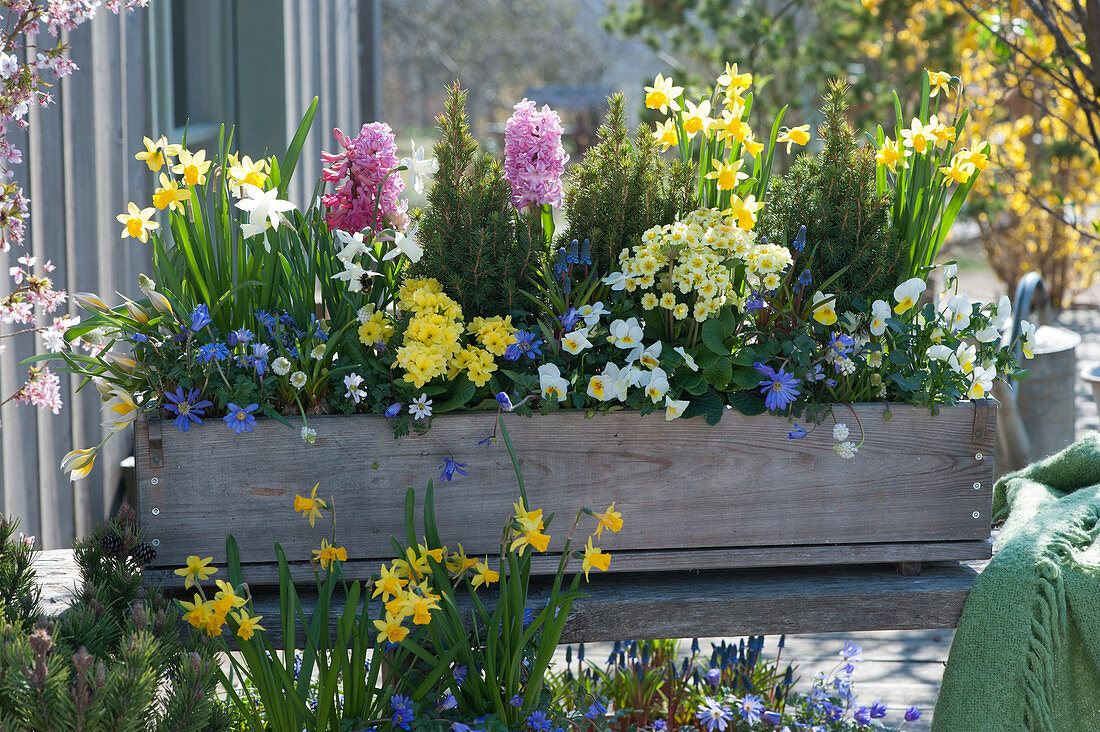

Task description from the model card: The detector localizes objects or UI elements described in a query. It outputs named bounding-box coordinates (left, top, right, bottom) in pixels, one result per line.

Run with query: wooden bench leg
left=895, top=561, right=922, bottom=576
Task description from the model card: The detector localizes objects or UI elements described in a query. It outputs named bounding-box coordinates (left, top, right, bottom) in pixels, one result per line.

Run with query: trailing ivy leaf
left=727, top=389, right=767, bottom=416
left=436, top=375, right=476, bottom=412
left=683, top=388, right=725, bottom=425
left=702, top=318, right=731, bottom=355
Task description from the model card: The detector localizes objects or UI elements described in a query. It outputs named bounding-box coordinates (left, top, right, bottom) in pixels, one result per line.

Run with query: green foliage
left=413, top=83, right=540, bottom=318
left=760, top=80, right=904, bottom=310
left=0, top=504, right=225, bottom=732
left=557, top=94, right=694, bottom=273
left=0, top=516, right=39, bottom=632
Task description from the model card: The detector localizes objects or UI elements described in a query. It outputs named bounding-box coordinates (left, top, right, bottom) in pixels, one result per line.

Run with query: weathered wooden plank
left=141, top=539, right=992, bottom=588
left=136, top=403, right=996, bottom=574
left=33, top=549, right=981, bottom=645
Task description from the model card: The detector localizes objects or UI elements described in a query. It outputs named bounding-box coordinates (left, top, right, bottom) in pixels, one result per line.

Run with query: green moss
left=760, top=80, right=904, bottom=310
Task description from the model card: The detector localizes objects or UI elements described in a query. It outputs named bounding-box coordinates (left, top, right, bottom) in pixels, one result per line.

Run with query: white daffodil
left=235, top=185, right=297, bottom=242
left=967, top=364, right=996, bottom=399
left=331, top=262, right=378, bottom=293
left=381, top=228, right=424, bottom=263
left=1020, top=320, right=1036, bottom=359
left=578, top=301, right=608, bottom=327
left=645, top=368, right=669, bottom=403
left=664, top=395, right=689, bottom=421
left=607, top=318, right=643, bottom=349
left=334, top=229, right=369, bottom=263
left=869, top=299, right=890, bottom=337
left=893, top=277, right=926, bottom=315
left=538, top=363, right=569, bottom=402
left=561, top=327, right=592, bottom=355
left=400, top=139, right=438, bottom=196
left=673, top=346, right=698, bottom=371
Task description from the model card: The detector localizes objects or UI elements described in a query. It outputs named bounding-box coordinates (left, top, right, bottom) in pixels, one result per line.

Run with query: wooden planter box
left=135, top=401, right=995, bottom=584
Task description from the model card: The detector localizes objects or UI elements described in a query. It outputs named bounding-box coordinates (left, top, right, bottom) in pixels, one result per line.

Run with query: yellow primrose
left=705, top=158, right=748, bottom=191
left=135, top=135, right=180, bottom=172
left=116, top=202, right=158, bottom=243
left=681, top=98, right=712, bottom=139
left=582, top=536, right=611, bottom=581
left=471, top=559, right=499, bottom=590
left=811, top=291, right=838, bottom=326
left=644, top=73, right=683, bottom=114
left=174, top=555, right=218, bottom=588
left=152, top=173, right=190, bottom=212
left=373, top=611, right=409, bottom=644
left=593, top=502, right=623, bottom=539
left=777, top=124, right=810, bottom=153
left=312, top=538, right=348, bottom=570
left=293, top=482, right=327, bottom=527
left=173, top=149, right=212, bottom=186
left=232, top=610, right=264, bottom=641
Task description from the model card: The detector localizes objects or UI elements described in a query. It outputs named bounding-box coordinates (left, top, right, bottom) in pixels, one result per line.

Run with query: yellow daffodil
left=446, top=545, right=478, bottom=578
left=61, top=447, right=98, bottom=482
left=293, top=482, right=327, bottom=527
left=811, top=291, right=838, bottom=326
left=134, top=135, right=180, bottom=172
left=900, top=118, right=931, bottom=154
left=312, top=538, right=348, bottom=570
left=373, top=611, right=409, bottom=644
left=723, top=194, right=763, bottom=231
left=398, top=592, right=440, bottom=625
left=644, top=73, right=683, bottom=114
left=213, top=579, right=247, bottom=609
left=926, top=115, right=956, bottom=147
left=927, top=70, right=953, bottom=97
left=373, top=563, right=407, bottom=600
left=116, top=202, right=158, bottom=243
left=742, top=132, right=764, bottom=157
left=777, top=124, right=810, bottom=153
left=173, top=149, right=211, bottom=186
left=512, top=499, right=544, bottom=534
left=180, top=593, right=210, bottom=629
left=593, top=502, right=623, bottom=539
left=875, top=137, right=907, bottom=172
left=174, top=555, right=217, bottom=588
left=958, top=140, right=989, bottom=171
left=653, top=119, right=678, bottom=151
left=717, top=62, right=752, bottom=93
left=939, top=159, right=975, bottom=184
left=582, top=536, right=611, bottom=581
left=510, top=526, right=551, bottom=555
left=399, top=545, right=431, bottom=579
left=706, top=158, right=748, bottom=191
left=227, top=154, right=269, bottom=189
left=232, top=610, right=264, bottom=641
left=471, top=559, right=499, bottom=590
left=681, top=98, right=712, bottom=139
left=152, top=173, right=190, bottom=212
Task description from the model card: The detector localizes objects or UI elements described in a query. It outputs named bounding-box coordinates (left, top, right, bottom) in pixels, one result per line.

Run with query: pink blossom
left=503, top=99, right=568, bottom=212
left=14, top=366, right=62, bottom=414
left=320, top=122, right=407, bottom=234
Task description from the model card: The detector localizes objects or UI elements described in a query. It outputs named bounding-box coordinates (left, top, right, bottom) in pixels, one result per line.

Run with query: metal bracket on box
left=972, top=399, right=993, bottom=444
left=147, top=419, right=164, bottom=468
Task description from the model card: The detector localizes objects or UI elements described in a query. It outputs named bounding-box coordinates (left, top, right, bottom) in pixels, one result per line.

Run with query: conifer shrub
left=413, top=83, right=540, bottom=318
left=0, top=505, right=226, bottom=732
left=557, top=94, right=694, bottom=273
left=760, top=80, right=905, bottom=310
left=0, top=516, right=39, bottom=632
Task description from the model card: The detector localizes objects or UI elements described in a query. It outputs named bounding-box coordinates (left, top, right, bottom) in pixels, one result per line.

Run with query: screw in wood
left=973, top=482, right=981, bottom=489
left=972, top=511, right=980, bottom=518
left=150, top=477, right=159, bottom=486
left=151, top=539, right=160, bottom=547
left=975, top=453, right=983, bottom=461
left=151, top=507, right=160, bottom=515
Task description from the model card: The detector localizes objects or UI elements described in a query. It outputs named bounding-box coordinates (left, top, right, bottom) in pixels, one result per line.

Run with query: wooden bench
left=34, top=548, right=985, bottom=646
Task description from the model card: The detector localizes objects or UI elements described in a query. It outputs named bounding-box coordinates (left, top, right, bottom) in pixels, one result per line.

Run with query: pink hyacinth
left=503, top=99, right=568, bottom=212
left=320, top=122, right=407, bottom=234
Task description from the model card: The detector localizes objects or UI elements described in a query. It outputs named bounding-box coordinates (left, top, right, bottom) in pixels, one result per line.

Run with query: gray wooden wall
left=0, top=0, right=379, bottom=549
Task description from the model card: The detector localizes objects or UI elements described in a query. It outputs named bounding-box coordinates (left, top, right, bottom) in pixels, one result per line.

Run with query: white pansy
left=869, top=299, right=890, bottom=337
left=673, top=346, right=698, bottom=371
left=991, top=294, right=1012, bottom=331
left=927, top=344, right=953, bottom=361
left=587, top=363, right=621, bottom=402
left=578, top=301, right=607, bottom=327
left=537, top=363, right=569, bottom=402
left=1020, top=320, right=1036, bottom=359
left=561, top=327, right=593, bottom=355
left=607, top=318, right=643, bottom=349
left=645, top=368, right=670, bottom=403
left=967, top=364, right=996, bottom=399
left=664, top=396, right=689, bottom=421
left=602, top=271, right=627, bottom=290
left=893, top=277, right=926, bottom=314
left=945, top=293, right=971, bottom=332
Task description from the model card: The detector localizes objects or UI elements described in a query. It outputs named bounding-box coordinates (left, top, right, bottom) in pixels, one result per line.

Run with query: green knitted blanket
left=933, top=433, right=1100, bottom=731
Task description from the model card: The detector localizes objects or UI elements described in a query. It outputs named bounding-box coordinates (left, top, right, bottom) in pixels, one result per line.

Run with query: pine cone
left=128, top=542, right=156, bottom=565
left=98, top=533, right=123, bottom=558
